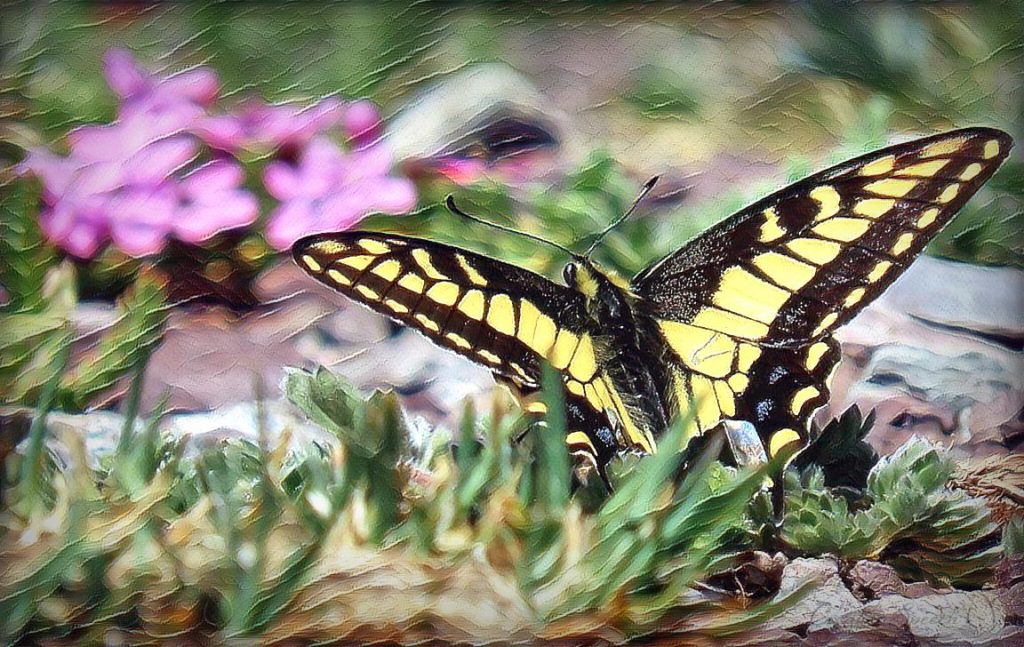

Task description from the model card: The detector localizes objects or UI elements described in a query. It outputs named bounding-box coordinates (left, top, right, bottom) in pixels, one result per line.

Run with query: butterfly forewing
left=633, top=127, right=1012, bottom=454
left=292, top=232, right=598, bottom=391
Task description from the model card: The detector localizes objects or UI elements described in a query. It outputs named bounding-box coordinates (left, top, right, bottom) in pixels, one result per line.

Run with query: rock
left=844, top=560, right=949, bottom=603
left=846, top=560, right=908, bottom=601
left=807, top=589, right=1015, bottom=646
left=995, top=555, right=1024, bottom=590
left=804, top=606, right=916, bottom=646
left=386, top=62, right=566, bottom=184
left=7, top=399, right=388, bottom=469
left=767, top=557, right=863, bottom=632
left=862, top=591, right=1007, bottom=644
left=826, top=256, right=1024, bottom=457
left=874, top=256, right=1024, bottom=335
left=999, top=582, right=1024, bottom=625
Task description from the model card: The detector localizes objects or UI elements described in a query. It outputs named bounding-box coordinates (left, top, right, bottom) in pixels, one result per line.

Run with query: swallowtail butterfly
left=294, top=128, right=1012, bottom=484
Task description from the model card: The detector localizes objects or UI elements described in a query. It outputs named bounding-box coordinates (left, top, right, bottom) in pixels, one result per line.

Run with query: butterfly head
left=564, top=259, right=631, bottom=327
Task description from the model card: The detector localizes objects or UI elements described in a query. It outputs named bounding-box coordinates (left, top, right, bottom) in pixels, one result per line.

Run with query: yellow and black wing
left=632, top=127, right=1013, bottom=454
left=292, top=232, right=600, bottom=393
left=293, top=232, right=627, bottom=472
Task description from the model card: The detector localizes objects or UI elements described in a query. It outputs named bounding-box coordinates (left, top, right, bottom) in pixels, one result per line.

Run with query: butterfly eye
left=563, top=262, right=578, bottom=286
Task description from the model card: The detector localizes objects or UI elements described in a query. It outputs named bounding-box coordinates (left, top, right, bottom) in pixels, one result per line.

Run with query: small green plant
left=781, top=437, right=1001, bottom=587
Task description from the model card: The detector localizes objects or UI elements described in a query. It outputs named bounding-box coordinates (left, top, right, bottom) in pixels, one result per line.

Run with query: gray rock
left=830, top=590, right=1010, bottom=645
left=826, top=256, right=1024, bottom=457
left=767, top=557, right=863, bottom=632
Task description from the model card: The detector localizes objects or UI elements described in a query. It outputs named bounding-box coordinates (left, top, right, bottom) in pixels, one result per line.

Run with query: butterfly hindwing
left=634, top=127, right=1012, bottom=453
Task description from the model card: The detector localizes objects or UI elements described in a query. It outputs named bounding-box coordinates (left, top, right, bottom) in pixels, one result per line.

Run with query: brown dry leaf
left=260, top=544, right=534, bottom=645
left=952, top=453, right=1024, bottom=524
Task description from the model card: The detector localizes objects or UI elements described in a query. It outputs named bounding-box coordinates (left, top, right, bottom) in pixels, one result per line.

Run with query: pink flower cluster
left=19, top=48, right=416, bottom=258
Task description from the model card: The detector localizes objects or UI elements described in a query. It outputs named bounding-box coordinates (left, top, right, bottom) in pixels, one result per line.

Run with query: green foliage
left=284, top=366, right=405, bottom=542
left=0, top=275, right=167, bottom=410
left=0, top=182, right=58, bottom=312
left=56, top=269, right=168, bottom=411
left=1, top=364, right=1011, bottom=643
left=794, top=406, right=878, bottom=491
left=781, top=438, right=1001, bottom=587
left=780, top=468, right=879, bottom=557
left=626, top=64, right=702, bottom=119
left=1, top=367, right=805, bottom=645
left=0, top=196, right=168, bottom=409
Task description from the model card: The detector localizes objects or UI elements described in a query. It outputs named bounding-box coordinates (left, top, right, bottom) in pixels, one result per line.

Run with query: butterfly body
left=294, top=127, right=1013, bottom=482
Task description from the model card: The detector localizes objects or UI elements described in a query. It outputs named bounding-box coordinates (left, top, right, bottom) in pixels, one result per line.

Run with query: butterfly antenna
left=583, top=175, right=660, bottom=258
left=445, top=195, right=578, bottom=257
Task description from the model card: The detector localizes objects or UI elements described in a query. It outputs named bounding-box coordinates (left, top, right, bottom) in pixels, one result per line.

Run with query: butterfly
left=293, top=127, right=1012, bottom=485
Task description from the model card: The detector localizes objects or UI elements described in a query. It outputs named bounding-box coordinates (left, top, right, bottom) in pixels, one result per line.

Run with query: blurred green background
left=2, top=1, right=1020, bottom=278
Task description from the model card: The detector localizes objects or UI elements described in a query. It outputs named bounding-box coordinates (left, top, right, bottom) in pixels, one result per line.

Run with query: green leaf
left=0, top=180, right=57, bottom=312
left=57, top=268, right=168, bottom=411
left=285, top=366, right=369, bottom=452
left=535, top=363, right=570, bottom=512
left=794, top=405, right=878, bottom=490
left=781, top=437, right=1000, bottom=586
left=1003, top=517, right=1024, bottom=556
left=0, top=263, right=75, bottom=406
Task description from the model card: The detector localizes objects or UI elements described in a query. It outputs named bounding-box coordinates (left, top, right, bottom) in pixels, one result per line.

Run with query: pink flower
left=18, top=49, right=257, bottom=258
left=195, top=97, right=347, bottom=153
left=341, top=100, right=383, bottom=148
left=262, top=136, right=417, bottom=250
left=104, top=47, right=219, bottom=117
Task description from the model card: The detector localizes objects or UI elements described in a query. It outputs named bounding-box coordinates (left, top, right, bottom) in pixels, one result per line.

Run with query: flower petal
left=38, top=203, right=79, bottom=242
left=18, top=149, right=80, bottom=197
left=161, top=67, right=220, bottom=106
left=319, top=192, right=365, bottom=230
left=343, top=100, right=382, bottom=146
left=263, top=161, right=305, bottom=200
left=71, top=160, right=126, bottom=197
left=192, top=114, right=246, bottom=151
left=264, top=200, right=318, bottom=250
left=433, top=157, right=487, bottom=184
left=63, top=220, right=109, bottom=259
left=348, top=143, right=395, bottom=178
left=41, top=202, right=109, bottom=259
left=175, top=190, right=259, bottom=243
left=103, top=47, right=150, bottom=100
left=108, top=189, right=176, bottom=257
left=127, top=136, right=198, bottom=184
left=368, top=177, right=418, bottom=214
left=67, top=123, right=126, bottom=163
left=183, top=159, right=244, bottom=196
